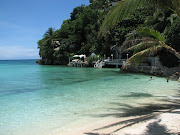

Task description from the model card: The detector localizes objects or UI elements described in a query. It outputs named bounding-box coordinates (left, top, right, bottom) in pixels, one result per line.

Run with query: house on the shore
left=53, top=40, right=75, bottom=51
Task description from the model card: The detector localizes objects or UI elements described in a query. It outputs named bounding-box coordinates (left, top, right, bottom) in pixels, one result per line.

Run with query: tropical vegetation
left=98, top=0, right=180, bottom=67
left=121, top=27, right=180, bottom=67
left=37, top=0, right=180, bottom=68
left=99, top=0, right=180, bottom=36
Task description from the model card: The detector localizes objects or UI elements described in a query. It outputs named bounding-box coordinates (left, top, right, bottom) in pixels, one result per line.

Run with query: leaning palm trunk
left=121, top=27, right=180, bottom=69
left=122, top=43, right=180, bottom=69
left=163, top=43, right=180, bottom=60
left=170, top=0, right=180, bottom=17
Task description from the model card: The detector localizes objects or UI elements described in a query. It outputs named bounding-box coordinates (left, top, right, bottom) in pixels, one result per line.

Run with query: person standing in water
left=167, top=77, right=170, bottom=82
left=150, top=77, right=152, bottom=81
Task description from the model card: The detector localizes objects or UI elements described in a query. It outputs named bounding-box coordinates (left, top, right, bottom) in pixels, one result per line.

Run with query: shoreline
left=54, top=111, right=180, bottom=135
left=53, top=93, right=180, bottom=135
left=1, top=61, right=180, bottom=135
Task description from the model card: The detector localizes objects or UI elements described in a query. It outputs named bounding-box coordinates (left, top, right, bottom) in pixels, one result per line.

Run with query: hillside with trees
left=37, top=0, right=180, bottom=68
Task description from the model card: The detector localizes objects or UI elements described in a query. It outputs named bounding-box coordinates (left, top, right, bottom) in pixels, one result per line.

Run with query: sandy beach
left=54, top=97, right=180, bottom=135
left=54, top=111, right=180, bottom=135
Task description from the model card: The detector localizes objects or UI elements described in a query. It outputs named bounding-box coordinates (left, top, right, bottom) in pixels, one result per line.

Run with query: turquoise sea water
left=0, top=60, right=179, bottom=135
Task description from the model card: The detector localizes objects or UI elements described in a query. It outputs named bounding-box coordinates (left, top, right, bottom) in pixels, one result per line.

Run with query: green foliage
left=138, top=27, right=165, bottom=42
left=121, top=27, right=180, bottom=67
left=70, top=5, right=85, bottom=21
left=53, top=44, right=69, bottom=64
left=37, top=0, right=180, bottom=68
left=37, top=27, right=55, bottom=64
left=99, top=0, right=179, bottom=37
left=86, top=56, right=97, bottom=67
left=145, top=10, right=178, bottom=33
left=110, top=8, right=153, bottom=47
left=86, top=54, right=103, bottom=66
left=165, top=18, right=180, bottom=51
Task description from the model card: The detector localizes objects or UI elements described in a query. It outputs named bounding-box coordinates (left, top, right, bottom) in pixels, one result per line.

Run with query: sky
left=0, top=0, right=90, bottom=60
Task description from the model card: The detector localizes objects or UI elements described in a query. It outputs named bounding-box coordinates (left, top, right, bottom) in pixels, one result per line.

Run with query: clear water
left=0, top=60, right=179, bottom=135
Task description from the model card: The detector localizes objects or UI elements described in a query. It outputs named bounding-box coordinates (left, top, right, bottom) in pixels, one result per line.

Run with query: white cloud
left=0, top=46, right=39, bottom=60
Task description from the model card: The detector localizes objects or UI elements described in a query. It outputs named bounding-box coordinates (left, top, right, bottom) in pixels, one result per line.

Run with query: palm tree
left=99, top=0, right=180, bottom=37
left=120, top=27, right=180, bottom=68
left=43, top=27, right=56, bottom=48
left=38, top=27, right=56, bottom=64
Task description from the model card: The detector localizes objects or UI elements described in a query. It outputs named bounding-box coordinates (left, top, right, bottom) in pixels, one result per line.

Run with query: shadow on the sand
left=144, top=120, right=170, bottom=135
left=86, top=91, right=180, bottom=134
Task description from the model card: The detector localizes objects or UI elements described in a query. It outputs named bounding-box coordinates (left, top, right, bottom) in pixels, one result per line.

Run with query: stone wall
left=123, top=64, right=180, bottom=77
left=122, top=56, right=180, bottom=78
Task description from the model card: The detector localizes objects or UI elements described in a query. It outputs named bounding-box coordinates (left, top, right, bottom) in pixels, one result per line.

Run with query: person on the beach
left=150, top=77, right=152, bottom=81
left=175, top=72, right=179, bottom=79
left=167, top=77, right=170, bottom=82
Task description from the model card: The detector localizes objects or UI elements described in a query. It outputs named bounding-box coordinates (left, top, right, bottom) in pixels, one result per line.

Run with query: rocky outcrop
left=53, top=60, right=68, bottom=65
left=123, top=64, right=180, bottom=77
left=122, top=56, right=180, bottom=79
left=36, top=59, right=68, bottom=65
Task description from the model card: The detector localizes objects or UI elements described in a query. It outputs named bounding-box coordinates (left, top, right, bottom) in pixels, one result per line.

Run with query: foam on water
left=0, top=60, right=179, bottom=135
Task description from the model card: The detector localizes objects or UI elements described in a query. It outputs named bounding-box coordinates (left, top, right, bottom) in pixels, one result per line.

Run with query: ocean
left=0, top=60, right=179, bottom=135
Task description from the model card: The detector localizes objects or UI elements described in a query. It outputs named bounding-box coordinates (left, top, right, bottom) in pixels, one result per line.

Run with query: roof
left=73, top=54, right=86, bottom=58
left=54, top=41, right=60, bottom=45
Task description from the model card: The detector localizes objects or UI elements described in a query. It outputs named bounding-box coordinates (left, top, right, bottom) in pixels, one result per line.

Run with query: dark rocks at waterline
left=36, top=59, right=42, bottom=64
left=122, top=64, right=180, bottom=79
left=36, top=59, right=68, bottom=65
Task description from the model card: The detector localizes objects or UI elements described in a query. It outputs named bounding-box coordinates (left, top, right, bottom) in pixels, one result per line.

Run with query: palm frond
left=125, top=39, right=159, bottom=53
left=167, top=13, right=178, bottom=24
left=121, top=27, right=164, bottom=52
left=123, top=43, right=180, bottom=68
left=170, top=0, right=180, bottom=17
left=125, top=45, right=163, bottom=66
left=98, top=0, right=176, bottom=37
left=98, top=0, right=144, bottom=37
left=138, top=27, right=165, bottom=43
left=121, top=38, right=141, bottom=52
left=43, top=27, right=55, bottom=38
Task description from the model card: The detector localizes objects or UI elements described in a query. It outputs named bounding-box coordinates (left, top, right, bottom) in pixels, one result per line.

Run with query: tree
left=38, top=27, right=55, bottom=64
left=165, top=18, right=180, bottom=51
left=70, top=5, right=85, bottom=21
left=120, top=27, right=180, bottom=68
left=99, top=0, right=180, bottom=37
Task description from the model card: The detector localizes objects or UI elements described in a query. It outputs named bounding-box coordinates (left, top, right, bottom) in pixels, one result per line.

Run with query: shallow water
left=0, top=60, right=179, bottom=135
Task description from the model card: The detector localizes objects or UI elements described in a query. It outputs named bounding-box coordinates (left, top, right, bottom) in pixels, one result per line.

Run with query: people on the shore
left=171, top=72, right=180, bottom=80
left=175, top=72, right=179, bottom=79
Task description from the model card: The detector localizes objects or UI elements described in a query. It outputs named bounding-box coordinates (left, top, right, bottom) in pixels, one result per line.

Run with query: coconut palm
left=38, top=27, right=56, bottom=64
left=43, top=27, right=56, bottom=48
left=99, top=0, right=180, bottom=37
left=121, top=27, right=180, bottom=68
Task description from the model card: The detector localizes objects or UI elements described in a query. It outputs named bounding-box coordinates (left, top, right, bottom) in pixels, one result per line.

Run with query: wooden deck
left=105, top=59, right=126, bottom=67
left=68, top=59, right=127, bottom=68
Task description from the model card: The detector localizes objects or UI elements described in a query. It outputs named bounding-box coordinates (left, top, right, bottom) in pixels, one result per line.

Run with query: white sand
left=52, top=108, right=180, bottom=135
left=52, top=95, right=180, bottom=135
